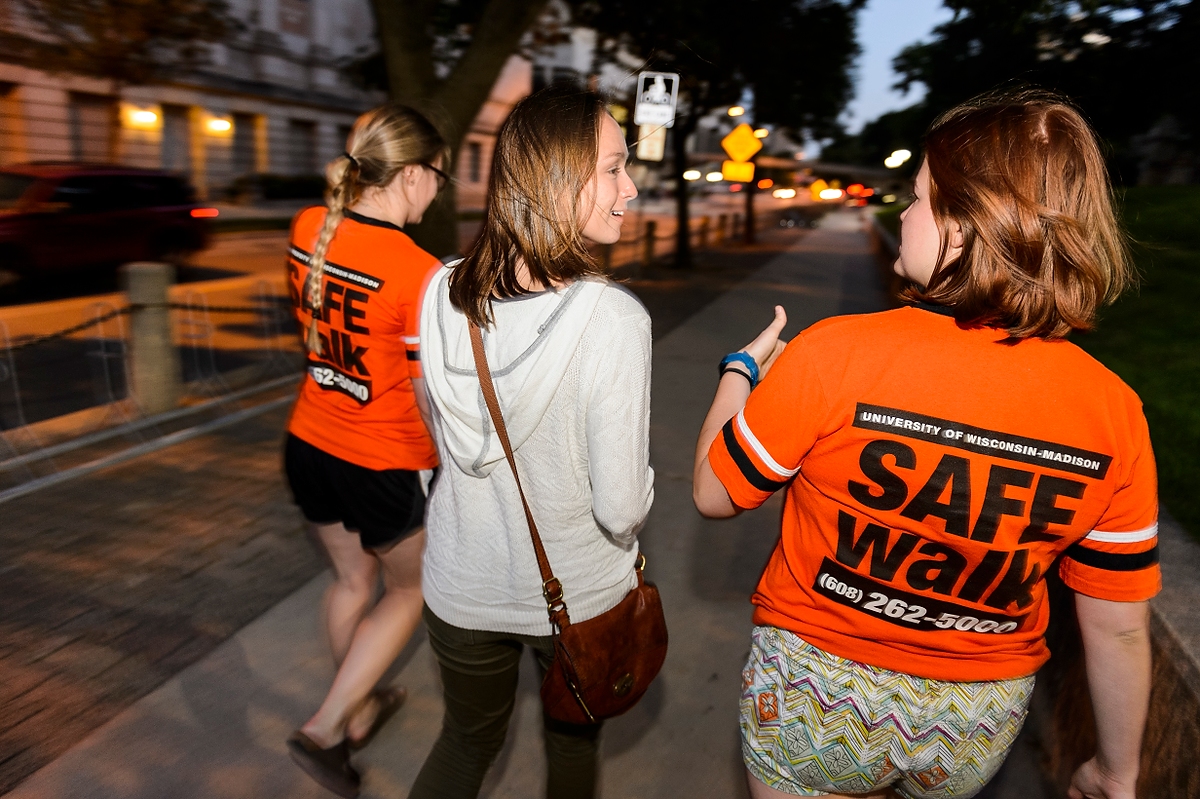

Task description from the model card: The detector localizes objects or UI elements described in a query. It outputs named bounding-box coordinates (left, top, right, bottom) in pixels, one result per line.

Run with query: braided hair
left=305, top=104, right=449, bottom=355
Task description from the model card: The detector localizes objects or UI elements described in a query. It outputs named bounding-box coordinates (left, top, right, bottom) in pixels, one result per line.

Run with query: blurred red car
left=0, top=163, right=216, bottom=275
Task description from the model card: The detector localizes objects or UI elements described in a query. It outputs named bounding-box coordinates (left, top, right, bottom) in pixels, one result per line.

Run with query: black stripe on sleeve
left=1064, top=543, right=1160, bottom=572
left=721, top=420, right=788, bottom=493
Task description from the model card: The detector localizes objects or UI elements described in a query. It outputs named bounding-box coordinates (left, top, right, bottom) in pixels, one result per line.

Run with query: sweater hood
left=420, top=264, right=608, bottom=477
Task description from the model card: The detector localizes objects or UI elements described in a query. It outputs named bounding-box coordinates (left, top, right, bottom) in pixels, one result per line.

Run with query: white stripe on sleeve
left=735, top=409, right=799, bottom=480
left=1085, top=523, right=1159, bottom=544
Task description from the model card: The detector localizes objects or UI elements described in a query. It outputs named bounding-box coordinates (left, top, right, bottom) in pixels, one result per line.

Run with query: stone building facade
left=0, top=0, right=396, bottom=198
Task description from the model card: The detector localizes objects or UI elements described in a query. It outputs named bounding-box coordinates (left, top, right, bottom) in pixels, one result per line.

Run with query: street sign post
left=720, top=123, right=762, bottom=183
left=633, top=72, right=680, bottom=128
left=721, top=122, right=764, bottom=245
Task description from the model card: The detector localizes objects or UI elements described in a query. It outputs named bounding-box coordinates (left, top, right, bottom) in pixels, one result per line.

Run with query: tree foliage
left=362, top=0, right=865, bottom=258
left=825, top=0, right=1200, bottom=175
left=580, top=0, right=865, bottom=262
left=582, top=0, right=864, bottom=142
left=16, top=0, right=231, bottom=85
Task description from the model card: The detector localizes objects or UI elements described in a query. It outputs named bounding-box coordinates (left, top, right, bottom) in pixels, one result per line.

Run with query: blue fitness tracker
left=718, top=351, right=759, bottom=388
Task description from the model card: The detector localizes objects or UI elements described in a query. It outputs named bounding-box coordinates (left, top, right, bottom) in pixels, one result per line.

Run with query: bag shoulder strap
left=468, top=321, right=570, bottom=628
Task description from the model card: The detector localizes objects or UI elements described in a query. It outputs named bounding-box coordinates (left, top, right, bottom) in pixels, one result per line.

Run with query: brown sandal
left=348, top=686, right=407, bottom=750
left=286, top=731, right=360, bottom=798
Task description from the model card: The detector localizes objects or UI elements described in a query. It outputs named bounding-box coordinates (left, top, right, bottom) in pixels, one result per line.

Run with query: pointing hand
left=741, top=305, right=788, bottom=380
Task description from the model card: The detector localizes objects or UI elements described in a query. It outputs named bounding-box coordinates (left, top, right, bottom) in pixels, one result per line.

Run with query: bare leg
left=746, top=767, right=896, bottom=799
left=315, top=522, right=380, bottom=664
left=302, top=528, right=426, bottom=746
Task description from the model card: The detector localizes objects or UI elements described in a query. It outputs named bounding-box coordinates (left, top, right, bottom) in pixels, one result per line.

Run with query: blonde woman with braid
left=282, top=103, right=449, bottom=798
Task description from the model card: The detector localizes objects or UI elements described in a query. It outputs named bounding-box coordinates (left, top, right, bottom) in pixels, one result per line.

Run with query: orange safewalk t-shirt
left=709, top=306, right=1160, bottom=682
left=286, top=207, right=440, bottom=471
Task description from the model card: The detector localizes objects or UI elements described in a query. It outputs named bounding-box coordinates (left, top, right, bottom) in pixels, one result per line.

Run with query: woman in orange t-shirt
left=282, top=104, right=448, bottom=798
left=694, top=91, right=1158, bottom=799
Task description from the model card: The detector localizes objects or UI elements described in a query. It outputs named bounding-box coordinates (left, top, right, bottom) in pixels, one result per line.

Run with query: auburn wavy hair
left=448, top=84, right=609, bottom=327
left=904, top=89, right=1133, bottom=339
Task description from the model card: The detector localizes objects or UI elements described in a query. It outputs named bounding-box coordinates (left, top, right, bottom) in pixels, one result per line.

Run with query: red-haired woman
left=283, top=104, right=449, bottom=798
left=694, top=90, right=1157, bottom=799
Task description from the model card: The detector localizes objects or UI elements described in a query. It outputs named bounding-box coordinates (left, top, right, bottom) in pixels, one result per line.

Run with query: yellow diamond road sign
left=721, top=123, right=763, bottom=163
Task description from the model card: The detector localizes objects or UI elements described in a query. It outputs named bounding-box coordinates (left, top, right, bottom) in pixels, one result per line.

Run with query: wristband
left=718, top=351, right=759, bottom=388
left=720, top=365, right=754, bottom=387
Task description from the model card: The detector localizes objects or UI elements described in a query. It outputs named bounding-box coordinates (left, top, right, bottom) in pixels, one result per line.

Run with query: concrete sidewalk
left=6, top=211, right=1049, bottom=798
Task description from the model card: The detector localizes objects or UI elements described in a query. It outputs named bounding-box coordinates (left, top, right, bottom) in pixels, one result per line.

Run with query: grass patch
left=1074, top=186, right=1200, bottom=538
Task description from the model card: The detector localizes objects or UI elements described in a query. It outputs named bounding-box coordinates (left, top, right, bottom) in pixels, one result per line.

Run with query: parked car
left=0, top=163, right=216, bottom=275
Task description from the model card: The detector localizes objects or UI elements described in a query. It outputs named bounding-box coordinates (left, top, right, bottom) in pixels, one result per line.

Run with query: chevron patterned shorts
left=740, top=626, right=1034, bottom=798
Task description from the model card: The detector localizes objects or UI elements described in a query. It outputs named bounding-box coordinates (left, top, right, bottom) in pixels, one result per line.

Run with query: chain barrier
left=1, top=292, right=296, bottom=441
left=6, top=307, right=129, bottom=352
left=164, top=302, right=286, bottom=314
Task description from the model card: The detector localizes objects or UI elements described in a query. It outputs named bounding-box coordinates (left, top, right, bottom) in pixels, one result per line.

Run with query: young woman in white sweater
left=413, top=85, right=654, bottom=798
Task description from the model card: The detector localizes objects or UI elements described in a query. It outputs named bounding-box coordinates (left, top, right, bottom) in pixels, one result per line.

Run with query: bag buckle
left=543, top=577, right=565, bottom=611
left=635, top=552, right=646, bottom=571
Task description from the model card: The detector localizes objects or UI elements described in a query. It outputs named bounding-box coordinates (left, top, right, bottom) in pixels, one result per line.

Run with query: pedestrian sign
left=721, top=124, right=762, bottom=163
left=722, top=160, right=755, bottom=182
left=634, top=72, right=680, bottom=128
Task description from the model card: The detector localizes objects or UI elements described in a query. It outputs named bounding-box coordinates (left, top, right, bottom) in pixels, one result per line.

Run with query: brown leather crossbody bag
left=469, top=320, right=668, bottom=725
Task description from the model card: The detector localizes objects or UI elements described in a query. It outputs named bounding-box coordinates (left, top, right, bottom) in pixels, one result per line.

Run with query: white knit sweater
left=419, top=268, right=654, bottom=636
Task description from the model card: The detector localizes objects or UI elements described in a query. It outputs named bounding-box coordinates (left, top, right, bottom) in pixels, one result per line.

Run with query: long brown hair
left=905, top=88, right=1133, bottom=339
left=304, top=104, right=448, bottom=354
left=448, top=84, right=609, bottom=327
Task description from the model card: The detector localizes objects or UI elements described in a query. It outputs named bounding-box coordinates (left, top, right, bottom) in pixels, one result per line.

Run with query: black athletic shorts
left=284, top=433, right=429, bottom=551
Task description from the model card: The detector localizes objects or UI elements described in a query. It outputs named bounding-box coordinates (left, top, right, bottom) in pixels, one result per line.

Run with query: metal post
left=744, top=161, right=757, bottom=245
left=121, top=262, right=181, bottom=415
left=716, top=214, right=727, bottom=245
left=643, top=220, right=656, bottom=265
left=698, top=217, right=710, bottom=249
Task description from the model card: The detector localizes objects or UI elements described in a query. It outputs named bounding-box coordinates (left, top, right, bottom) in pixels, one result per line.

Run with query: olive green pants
left=409, top=604, right=602, bottom=799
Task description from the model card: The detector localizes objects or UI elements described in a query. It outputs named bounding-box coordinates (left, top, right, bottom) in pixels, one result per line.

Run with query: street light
left=728, top=106, right=745, bottom=117
left=884, top=148, right=912, bottom=169
left=753, top=128, right=769, bottom=139
left=683, top=169, right=702, bottom=181
left=705, top=171, right=723, bottom=182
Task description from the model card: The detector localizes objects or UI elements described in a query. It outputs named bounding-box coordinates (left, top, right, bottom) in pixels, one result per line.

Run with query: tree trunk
left=370, top=0, right=551, bottom=259
left=672, top=115, right=698, bottom=268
